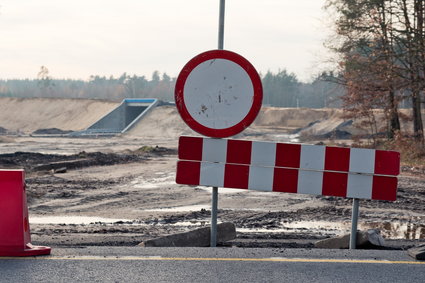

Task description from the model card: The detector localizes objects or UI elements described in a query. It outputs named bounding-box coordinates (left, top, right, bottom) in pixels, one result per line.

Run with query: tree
left=37, top=66, right=55, bottom=97
left=262, top=70, right=300, bottom=107
left=37, top=66, right=52, bottom=88
left=325, top=0, right=424, bottom=141
left=397, top=0, right=425, bottom=141
left=151, top=71, right=160, bottom=82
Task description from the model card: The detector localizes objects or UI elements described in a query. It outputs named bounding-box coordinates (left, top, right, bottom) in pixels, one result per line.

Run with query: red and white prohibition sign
left=175, top=50, right=263, bottom=138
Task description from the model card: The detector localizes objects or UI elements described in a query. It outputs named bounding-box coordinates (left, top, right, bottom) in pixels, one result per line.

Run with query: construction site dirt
left=0, top=136, right=424, bottom=250
left=0, top=99, right=424, bottom=250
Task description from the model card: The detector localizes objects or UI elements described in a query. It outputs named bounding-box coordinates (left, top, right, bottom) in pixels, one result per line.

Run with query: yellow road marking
left=0, top=256, right=424, bottom=265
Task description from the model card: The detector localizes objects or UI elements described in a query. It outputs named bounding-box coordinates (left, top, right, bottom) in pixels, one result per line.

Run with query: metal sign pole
left=349, top=198, right=360, bottom=249
left=218, top=0, right=225, bottom=50
left=210, top=0, right=225, bottom=248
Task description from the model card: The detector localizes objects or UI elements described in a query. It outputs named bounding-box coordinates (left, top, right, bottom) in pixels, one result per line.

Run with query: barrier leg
left=211, top=187, right=218, bottom=247
left=349, top=198, right=360, bottom=249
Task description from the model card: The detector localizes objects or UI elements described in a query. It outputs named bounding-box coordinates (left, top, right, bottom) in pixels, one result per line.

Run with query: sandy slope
left=252, top=107, right=343, bottom=128
left=127, top=105, right=350, bottom=140
left=0, top=97, right=422, bottom=139
left=127, top=106, right=199, bottom=138
left=0, top=97, right=118, bottom=134
left=0, top=97, right=349, bottom=138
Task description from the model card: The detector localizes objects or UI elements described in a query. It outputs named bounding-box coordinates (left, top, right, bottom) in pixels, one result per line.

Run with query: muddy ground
left=1, top=136, right=424, bottom=250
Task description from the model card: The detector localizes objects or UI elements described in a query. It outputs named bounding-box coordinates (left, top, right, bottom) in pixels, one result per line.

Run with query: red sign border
left=175, top=49, right=263, bottom=138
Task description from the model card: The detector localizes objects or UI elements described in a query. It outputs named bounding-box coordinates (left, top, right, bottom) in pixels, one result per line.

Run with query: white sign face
left=183, top=59, right=254, bottom=130
left=175, top=49, right=263, bottom=138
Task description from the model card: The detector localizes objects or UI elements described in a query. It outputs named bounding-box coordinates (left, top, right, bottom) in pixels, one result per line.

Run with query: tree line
left=0, top=68, right=175, bottom=102
left=0, top=66, right=344, bottom=108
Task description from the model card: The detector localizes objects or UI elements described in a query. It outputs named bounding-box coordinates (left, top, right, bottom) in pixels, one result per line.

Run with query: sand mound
left=252, top=107, right=343, bottom=129
left=127, top=106, right=199, bottom=138
left=0, top=98, right=118, bottom=134
left=3, top=97, right=417, bottom=139
left=126, top=106, right=350, bottom=140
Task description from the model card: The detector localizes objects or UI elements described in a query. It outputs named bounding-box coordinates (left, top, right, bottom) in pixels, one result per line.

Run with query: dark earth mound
left=0, top=146, right=176, bottom=172
left=32, top=128, right=74, bottom=135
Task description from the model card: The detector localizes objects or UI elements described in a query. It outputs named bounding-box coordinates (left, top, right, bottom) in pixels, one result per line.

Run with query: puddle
left=132, top=174, right=176, bottom=189
left=29, top=216, right=425, bottom=240
left=362, top=221, right=425, bottom=240
left=165, top=221, right=207, bottom=227
left=197, top=186, right=250, bottom=195
left=30, top=216, right=132, bottom=225
left=29, top=216, right=208, bottom=227
left=272, top=133, right=300, bottom=143
left=239, top=220, right=425, bottom=239
left=237, top=220, right=346, bottom=235
left=144, top=204, right=210, bottom=212
left=134, top=181, right=176, bottom=189
left=143, top=204, right=276, bottom=212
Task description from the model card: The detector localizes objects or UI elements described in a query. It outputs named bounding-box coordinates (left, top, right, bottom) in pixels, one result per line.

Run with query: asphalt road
left=0, top=247, right=424, bottom=282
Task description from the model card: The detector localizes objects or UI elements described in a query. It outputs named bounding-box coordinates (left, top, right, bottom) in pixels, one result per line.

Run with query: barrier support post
left=350, top=198, right=360, bottom=249
left=211, top=187, right=218, bottom=247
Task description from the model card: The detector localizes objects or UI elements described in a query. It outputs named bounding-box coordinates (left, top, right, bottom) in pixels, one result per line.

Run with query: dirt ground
left=0, top=98, right=424, bottom=249
left=0, top=135, right=423, bottom=249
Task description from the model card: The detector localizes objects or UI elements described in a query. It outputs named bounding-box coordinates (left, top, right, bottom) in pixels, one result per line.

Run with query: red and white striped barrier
left=176, top=136, right=400, bottom=201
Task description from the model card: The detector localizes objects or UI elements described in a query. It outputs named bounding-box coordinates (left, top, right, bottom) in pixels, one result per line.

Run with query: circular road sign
left=175, top=49, right=263, bottom=138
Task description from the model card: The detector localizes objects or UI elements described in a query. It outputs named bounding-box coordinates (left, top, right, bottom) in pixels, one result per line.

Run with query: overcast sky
left=0, top=0, right=330, bottom=82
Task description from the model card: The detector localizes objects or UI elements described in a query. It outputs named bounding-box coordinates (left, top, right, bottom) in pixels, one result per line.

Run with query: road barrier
left=176, top=136, right=399, bottom=201
left=0, top=170, right=51, bottom=256
left=176, top=136, right=400, bottom=248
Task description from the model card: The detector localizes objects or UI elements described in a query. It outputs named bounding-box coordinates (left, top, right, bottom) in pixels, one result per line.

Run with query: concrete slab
left=315, top=229, right=386, bottom=249
left=140, top=222, right=236, bottom=247
left=408, top=244, right=425, bottom=260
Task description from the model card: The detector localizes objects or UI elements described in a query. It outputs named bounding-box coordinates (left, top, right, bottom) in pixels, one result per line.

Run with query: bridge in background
left=71, top=98, right=159, bottom=136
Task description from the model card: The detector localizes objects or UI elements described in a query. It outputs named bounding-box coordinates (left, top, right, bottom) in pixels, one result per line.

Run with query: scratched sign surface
left=184, top=58, right=253, bottom=129
left=175, top=50, right=263, bottom=138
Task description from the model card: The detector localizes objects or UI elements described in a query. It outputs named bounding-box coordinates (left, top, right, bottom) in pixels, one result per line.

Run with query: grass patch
left=137, top=146, right=156, bottom=153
